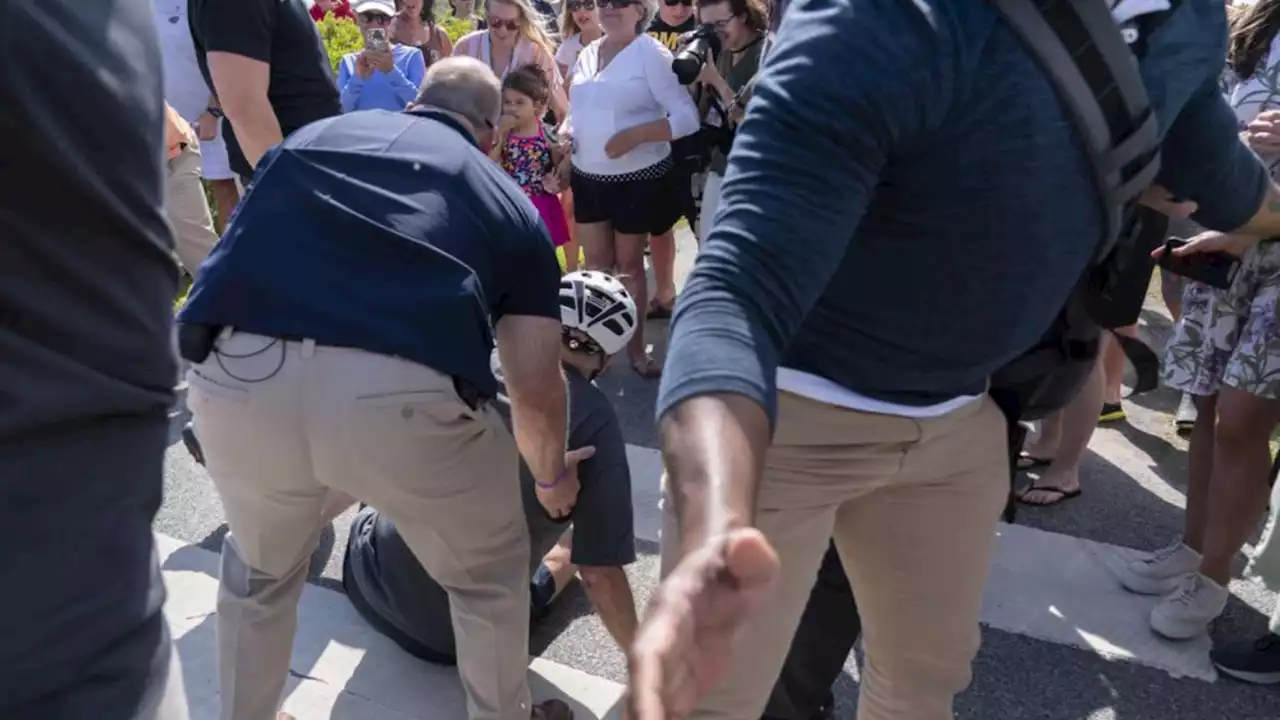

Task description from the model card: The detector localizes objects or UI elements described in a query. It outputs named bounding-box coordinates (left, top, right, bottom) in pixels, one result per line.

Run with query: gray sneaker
left=1175, top=393, right=1197, bottom=434
left=1150, top=573, right=1229, bottom=640
left=532, top=699, right=574, bottom=720
left=1114, top=540, right=1201, bottom=595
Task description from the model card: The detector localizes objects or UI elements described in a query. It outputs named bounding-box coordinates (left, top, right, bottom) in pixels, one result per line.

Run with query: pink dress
left=498, top=124, right=570, bottom=247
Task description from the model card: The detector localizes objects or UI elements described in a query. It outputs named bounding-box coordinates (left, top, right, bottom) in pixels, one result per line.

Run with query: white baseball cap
left=352, top=0, right=396, bottom=16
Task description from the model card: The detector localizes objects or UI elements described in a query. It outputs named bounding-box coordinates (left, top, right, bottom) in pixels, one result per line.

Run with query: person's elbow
left=208, top=52, right=272, bottom=124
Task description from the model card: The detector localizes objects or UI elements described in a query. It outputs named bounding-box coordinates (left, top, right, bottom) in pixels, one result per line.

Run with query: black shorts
left=571, top=158, right=682, bottom=236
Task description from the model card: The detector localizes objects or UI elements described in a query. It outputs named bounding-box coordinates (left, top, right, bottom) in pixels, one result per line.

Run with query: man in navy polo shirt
left=179, top=57, right=576, bottom=720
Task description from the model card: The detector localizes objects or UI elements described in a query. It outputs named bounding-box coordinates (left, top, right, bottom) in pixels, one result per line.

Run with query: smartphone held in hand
left=365, top=27, right=390, bottom=53
left=1158, top=237, right=1241, bottom=290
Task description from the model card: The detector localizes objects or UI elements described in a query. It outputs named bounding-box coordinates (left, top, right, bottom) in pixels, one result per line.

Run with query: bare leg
left=1102, top=326, right=1136, bottom=407
left=648, top=229, right=677, bottom=309
left=541, top=532, right=578, bottom=602
left=614, top=232, right=660, bottom=377
left=1182, top=394, right=1219, bottom=553
left=208, top=179, right=240, bottom=236
left=578, top=221, right=615, bottom=273
left=1198, top=387, right=1280, bottom=584
left=1019, top=355, right=1104, bottom=505
left=1023, top=410, right=1063, bottom=460
left=561, top=191, right=579, bottom=273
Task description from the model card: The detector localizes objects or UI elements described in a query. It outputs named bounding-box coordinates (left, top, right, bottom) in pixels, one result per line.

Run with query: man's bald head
left=411, top=57, right=502, bottom=137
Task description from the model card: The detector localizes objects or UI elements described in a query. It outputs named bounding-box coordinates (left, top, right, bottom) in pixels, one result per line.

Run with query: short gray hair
left=412, top=57, right=502, bottom=133
left=635, top=0, right=658, bottom=33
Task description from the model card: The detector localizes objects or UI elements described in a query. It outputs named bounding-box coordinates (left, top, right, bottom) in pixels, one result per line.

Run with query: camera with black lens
left=671, top=24, right=722, bottom=85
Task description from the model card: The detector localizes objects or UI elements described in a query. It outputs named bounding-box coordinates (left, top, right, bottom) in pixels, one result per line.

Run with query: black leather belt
left=177, top=323, right=490, bottom=411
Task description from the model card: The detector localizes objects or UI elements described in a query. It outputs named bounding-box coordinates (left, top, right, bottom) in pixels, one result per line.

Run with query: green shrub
left=317, top=14, right=364, bottom=73
left=439, top=14, right=475, bottom=43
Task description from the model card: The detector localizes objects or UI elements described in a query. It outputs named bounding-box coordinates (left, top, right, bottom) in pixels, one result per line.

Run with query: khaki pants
left=187, top=332, right=532, bottom=720
left=166, top=142, right=219, bottom=275
left=661, top=391, right=1008, bottom=720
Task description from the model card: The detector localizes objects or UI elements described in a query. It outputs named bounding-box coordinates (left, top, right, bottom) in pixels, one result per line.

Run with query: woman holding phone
left=1115, top=0, right=1280, bottom=643
left=337, top=0, right=427, bottom=112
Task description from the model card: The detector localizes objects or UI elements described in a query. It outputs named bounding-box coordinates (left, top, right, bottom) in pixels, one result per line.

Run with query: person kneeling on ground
left=340, top=270, right=644, bottom=662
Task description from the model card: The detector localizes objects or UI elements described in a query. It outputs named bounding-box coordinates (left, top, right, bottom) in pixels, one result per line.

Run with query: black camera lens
left=672, top=25, right=721, bottom=85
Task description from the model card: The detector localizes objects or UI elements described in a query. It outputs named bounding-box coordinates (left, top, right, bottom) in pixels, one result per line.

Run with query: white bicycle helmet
left=559, top=271, right=638, bottom=356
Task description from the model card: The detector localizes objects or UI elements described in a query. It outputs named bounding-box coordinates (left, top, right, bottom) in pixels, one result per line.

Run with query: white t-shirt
left=564, top=34, right=699, bottom=177
left=555, top=33, right=586, bottom=71
left=153, top=0, right=210, bottom=121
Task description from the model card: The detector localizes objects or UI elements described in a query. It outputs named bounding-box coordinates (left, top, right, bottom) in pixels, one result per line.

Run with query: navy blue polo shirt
left=179, top=109, right=561, bottom=397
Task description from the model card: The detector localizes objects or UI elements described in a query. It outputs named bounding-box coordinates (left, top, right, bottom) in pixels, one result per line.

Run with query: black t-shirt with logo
left=648, top=14, right=697, bottom=51
left=189, top=0, right=341, bottom=178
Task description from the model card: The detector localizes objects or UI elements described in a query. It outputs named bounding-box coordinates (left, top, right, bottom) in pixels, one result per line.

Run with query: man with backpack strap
left=629, top=0, right=1280, bottom=718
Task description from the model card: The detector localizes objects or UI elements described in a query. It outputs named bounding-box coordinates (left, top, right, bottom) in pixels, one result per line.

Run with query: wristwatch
left=205, top=106, right=224, bottom=119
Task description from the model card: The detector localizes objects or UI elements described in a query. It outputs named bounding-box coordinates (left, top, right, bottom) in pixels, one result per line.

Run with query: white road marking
left=621, top=442, right=1232, bottom=682
left=156, top=533, right=626, bottom=720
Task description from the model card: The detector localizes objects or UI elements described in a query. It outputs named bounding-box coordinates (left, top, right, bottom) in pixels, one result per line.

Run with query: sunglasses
left=359, top=11, right=392, bottom=23
left=597, top=0, right=637, bottom=8
left=663, top=0, right=694, bottom=6
left=488, top=16, right=520, bottom=30
left=567, top=0, right=596, bottom=10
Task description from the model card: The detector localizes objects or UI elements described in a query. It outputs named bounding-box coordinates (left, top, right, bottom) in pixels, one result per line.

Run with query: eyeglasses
left=596, top=0, right=637, bottom=8
left=488, top=16, right=520, bottom=30
left=705, top=15, right=737, bottom=30
left=663, top=0, right=693, bottom=6
left=358, top=11, right=392, bottom=23
left=566, top=0, right=596, bottom=10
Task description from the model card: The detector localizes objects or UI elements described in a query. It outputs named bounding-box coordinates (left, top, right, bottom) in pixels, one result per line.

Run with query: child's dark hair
left=502, top=63, right=551, bottom=105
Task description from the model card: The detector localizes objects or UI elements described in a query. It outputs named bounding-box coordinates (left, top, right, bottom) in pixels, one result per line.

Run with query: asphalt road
left=156, top=228, right=1280, bottom=719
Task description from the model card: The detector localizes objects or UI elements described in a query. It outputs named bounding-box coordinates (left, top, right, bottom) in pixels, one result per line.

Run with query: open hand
left=535, top=446, right=594, bottom=520
left=628, top=528, right=780, bottom=719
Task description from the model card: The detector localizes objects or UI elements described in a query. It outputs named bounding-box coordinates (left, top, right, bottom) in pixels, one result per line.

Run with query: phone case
left=1157, top=239, right=1240, bottom=291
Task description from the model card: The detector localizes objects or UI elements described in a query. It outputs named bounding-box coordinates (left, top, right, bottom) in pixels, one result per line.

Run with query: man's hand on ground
left=628, top=528, right=780, bottom=720
left=536, top=445, right=594, bottom=519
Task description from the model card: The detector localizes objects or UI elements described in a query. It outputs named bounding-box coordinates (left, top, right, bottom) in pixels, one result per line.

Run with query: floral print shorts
left=1162, top=241, right=1280, bottom=400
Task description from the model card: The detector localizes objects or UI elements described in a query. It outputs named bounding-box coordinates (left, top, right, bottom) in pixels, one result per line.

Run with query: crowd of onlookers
left=17, top=1, right=1273, bottom=719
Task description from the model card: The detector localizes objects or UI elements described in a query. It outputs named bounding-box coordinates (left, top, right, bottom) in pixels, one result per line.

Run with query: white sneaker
left=1175, top=393, right=1197, bottom=433
left=1114, top=540, right=1201, bottom=595
left=1150, top=573, right=1229, bottom=640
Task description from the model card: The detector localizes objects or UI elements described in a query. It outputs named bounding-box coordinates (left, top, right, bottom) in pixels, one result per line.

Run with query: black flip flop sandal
left=1017, top=485, right=1082, bottom=507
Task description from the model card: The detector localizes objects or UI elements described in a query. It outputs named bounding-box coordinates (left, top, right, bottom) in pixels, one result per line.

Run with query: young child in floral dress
left=492, top=64, right=575, bottom=267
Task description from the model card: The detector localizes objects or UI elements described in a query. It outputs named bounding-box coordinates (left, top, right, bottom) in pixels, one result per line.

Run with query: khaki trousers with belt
left=187, top=332, right=532, bottom=720
left=661, top=391, right=1009, bottom=720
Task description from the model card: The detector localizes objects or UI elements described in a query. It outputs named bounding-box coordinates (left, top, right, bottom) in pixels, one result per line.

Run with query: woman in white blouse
left=561, top=0, right=699, bottom=377
left=554, top=0, right=602, bottom=78
left=453, top=0, right=569, bottom=119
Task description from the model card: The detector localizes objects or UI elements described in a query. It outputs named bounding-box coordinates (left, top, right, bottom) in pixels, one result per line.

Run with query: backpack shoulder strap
left=991, top=0, right=1167, bottom=261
